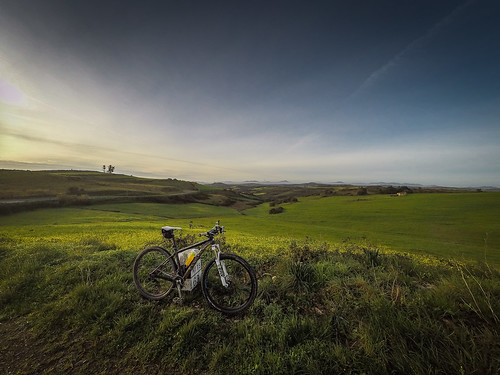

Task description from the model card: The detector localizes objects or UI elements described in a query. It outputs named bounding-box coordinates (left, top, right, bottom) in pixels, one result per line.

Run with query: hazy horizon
left=1, top=1, right=499, bottom=187
left=2, top=161, right=499, bottom=189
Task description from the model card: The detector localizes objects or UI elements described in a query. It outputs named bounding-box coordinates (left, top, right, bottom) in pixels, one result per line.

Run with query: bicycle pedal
left=172, top=297, right=183, bottom=305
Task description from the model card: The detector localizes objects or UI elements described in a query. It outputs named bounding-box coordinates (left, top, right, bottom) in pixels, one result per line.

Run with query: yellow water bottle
left=185, top=250, right=195, bottom=266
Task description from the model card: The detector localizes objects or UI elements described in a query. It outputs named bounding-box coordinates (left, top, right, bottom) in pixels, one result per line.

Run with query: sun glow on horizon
left=0, top=1, right=499, bottom=187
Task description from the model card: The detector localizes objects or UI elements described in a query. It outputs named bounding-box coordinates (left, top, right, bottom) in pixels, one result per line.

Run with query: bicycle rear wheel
left=133, top=246, right=177, bottom=300
left=201, top=253, right=257, bottom=315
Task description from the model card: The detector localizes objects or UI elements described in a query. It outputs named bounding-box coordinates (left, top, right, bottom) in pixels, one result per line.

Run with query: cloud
left=349, top=0, right=476, bottom=100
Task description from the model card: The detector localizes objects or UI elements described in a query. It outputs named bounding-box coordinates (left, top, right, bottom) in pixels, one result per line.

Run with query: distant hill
left=1, top=169, right=493, bottom=216
left=0, top=169, right=262, bottom=214
left=0, top=169, right=199, bottom=199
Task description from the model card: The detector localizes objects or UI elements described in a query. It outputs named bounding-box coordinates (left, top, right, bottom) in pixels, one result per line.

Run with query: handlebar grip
left=198, top=224, right=225, bottom=237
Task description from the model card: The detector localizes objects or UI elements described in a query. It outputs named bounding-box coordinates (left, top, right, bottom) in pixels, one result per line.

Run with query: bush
left=357, top=187, right=368, bottom=196
left=269, top=206, right=284, bottom=214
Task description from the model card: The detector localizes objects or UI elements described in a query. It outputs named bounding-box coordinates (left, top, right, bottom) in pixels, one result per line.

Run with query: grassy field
left=3, top=192, right=497, bottom=265
left=1, top=192, right=500, bottom=374
left=228, top=193, right=500, bottom=266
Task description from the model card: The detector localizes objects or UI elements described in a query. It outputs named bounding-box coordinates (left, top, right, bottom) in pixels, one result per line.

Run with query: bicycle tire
left=201, top=253, right=257, bottom=315
left=133, top=246, right=177, bottom=300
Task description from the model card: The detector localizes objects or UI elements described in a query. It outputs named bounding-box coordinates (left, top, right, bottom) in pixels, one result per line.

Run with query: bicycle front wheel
left=133, top=246, right=177, bottom=300
left=201, top=253, right=257, bottom=315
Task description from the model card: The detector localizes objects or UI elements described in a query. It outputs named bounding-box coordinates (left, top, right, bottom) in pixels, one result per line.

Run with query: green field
left=2, top=192, right=499, bottom=265
left=1, top=191, right=500, bottom=374
left=233, top=193, right=500, bottom=265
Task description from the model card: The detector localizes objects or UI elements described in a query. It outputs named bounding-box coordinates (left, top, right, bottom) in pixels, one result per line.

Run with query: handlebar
left=198, top=221, right=225, bottom=238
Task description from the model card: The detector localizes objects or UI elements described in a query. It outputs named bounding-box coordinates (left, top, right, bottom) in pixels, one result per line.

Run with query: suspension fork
left=212, top=244, right=229, bottom=287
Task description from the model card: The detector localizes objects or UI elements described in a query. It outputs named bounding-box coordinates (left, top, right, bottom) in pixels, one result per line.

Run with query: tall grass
left=1, top=236, right=499, bottom=374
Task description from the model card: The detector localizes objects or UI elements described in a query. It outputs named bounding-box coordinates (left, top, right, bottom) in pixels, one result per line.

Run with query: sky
left=1, top=0, right=499, bottom=186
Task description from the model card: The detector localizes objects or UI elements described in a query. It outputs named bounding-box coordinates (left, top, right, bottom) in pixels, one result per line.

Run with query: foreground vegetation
left=1, top=235, right=499, bottom=374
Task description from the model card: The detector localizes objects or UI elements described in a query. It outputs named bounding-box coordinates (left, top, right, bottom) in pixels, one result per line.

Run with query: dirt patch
left=0, top=319, right=94, bottom=374
left=0, top=319, right=45, bottom=374
left=0, top=319, right=175, bottom=374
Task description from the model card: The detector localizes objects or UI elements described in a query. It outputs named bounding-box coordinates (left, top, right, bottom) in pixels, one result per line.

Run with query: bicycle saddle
left=161, top=226, right=182, bottom=231
left=161, top=226, right=182, bottom=239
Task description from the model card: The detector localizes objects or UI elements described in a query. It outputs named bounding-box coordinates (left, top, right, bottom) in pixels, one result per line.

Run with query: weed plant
left=1, top=235, right=499, bottom=374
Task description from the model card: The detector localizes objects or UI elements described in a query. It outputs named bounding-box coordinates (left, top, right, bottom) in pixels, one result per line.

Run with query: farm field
left=1, top=191, right=500, bottom=374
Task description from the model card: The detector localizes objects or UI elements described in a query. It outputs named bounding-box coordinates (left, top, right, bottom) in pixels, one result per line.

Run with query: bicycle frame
left=174, top=237, right=212, bottom=280
left=155, top=236, right=224, bottom=285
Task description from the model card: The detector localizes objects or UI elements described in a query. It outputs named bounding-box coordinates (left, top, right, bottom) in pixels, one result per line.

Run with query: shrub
left=269, top=206, right=284, bottom=214
left=357, top=187, right=368, bottom=196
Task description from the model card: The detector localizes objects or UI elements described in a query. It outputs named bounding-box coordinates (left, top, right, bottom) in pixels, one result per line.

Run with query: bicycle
left=133, top=221, right=258, bottom=315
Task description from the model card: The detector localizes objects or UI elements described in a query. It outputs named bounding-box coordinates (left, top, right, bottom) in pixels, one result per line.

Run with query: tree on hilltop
left=103, top=165, right=115, bottom=173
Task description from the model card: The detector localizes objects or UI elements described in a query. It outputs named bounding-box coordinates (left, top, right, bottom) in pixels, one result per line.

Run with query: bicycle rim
left=202, top=253, right=257, bottom=314
left=133, top=246, right=176, bottom=300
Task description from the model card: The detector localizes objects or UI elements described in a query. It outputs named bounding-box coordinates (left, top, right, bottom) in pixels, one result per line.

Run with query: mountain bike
left=133, top=221, right=257, bottom=315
